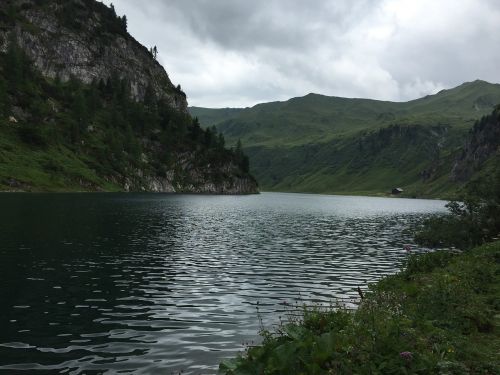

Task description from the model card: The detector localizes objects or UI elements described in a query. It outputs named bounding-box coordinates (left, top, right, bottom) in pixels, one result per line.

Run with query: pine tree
left=6, top=3, right=17, bottom=25
left=121, top=15, right=127, bottom=31
left=87, top=81, right=101, bottom=114
left=5, top=35, right=23, bottom=90
left=241, top=154, right=250, bottom=173
left=0, top=78, right=8, bottom=117
left=218, top=132, right=225, bottom=149
left=204, top=127, right=214, bottom=148
left=117, top=78, right=130, bottom=105
left=235, top=139, right=243, bottom=156
left=71, top=89, right=88, bottom=143
left=124, top=123, right=140, bottom=160
left=235, top=139, right=249, bottom=173
left=143, top=83, right=156, bottom=109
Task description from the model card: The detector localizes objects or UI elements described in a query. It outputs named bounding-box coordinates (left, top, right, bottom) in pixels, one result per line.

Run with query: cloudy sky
left=104, top=0, right=500, bottom=108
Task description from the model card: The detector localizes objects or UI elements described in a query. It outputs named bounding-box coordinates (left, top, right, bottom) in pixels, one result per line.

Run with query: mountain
left=189, top=107, right=245, bottom=129
left=452, top=105, right=500, bottom=183
left=0, top=0, right=257, bottom=193
left=190, top=81, right=500, bottom=197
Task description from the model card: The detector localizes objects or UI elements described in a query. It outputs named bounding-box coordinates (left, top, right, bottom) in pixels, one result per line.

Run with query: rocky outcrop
left=451, top=107, right=500, bottom=181
left=0, top=0, right=187, bottom=112
left=120, top=158, right=258, bottom=194
left=139, top=175, right=258, bottom=194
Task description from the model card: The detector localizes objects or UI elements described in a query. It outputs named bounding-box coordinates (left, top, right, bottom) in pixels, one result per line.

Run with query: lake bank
left=220, top=241, right=500, bottom=374
left=260, top=189, right=451, bottom=200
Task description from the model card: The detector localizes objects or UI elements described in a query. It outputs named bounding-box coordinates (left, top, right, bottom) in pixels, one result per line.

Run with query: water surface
left=0, top=192, right=446, bottom=374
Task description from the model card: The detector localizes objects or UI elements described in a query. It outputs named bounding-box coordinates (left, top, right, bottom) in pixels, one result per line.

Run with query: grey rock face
left=0, top=0, right=187, bottom=112
left=0, top=0, right=258, bottom=194
left=451, top=109, right=500, bottom=181
left=123, top=158, right=259, bottom=194
left=139, top=175, right=258, bottom=194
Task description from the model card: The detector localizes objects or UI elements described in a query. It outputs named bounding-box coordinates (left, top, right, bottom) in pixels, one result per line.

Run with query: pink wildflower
left=400, top=351, right=413, bottom=361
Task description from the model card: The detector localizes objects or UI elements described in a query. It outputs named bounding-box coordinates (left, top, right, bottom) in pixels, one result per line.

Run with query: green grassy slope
left=0, top=123, right=119, bottom=191
left=190, top=80, right=500, bottom=196
left=192, top=80, right=500, bottom=147
left=189, top=107, right=244, bottom=129
left=245, top=125, right=462, bottom=197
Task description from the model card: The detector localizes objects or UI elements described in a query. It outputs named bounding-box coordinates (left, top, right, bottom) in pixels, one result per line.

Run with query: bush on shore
left=415, top=170, right=500, bottom=249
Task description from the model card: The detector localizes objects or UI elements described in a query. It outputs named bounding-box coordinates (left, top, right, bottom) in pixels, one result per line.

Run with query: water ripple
left=0, top=192, right=446, bottom=374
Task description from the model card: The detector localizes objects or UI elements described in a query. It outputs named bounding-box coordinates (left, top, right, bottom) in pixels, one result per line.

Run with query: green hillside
left=190, top=81, right=500, bottom=197
left=189, top=107, right=244, bottom=129
left=192, top=80, right=500, bottom=146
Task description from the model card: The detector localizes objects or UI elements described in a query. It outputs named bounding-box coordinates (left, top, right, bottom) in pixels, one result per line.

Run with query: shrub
left=416, top=171, right=500, bottom=249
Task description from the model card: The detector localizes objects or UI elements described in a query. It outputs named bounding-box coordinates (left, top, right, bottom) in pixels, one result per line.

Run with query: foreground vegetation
left=220, top=242, right=499, bottom=374
left=416, top=169, right=500, bottom=250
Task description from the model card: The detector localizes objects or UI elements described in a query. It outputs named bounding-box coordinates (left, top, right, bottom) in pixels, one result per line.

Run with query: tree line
left=0, top=38, right=252, bottom=180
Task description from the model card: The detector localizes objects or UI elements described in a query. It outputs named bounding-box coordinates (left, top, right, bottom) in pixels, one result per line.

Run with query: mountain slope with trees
left=0, top=0, right=257, bottom=193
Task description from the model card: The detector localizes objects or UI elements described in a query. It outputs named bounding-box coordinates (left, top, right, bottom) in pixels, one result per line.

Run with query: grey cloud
left=140, top=0, right=375, bottom=50
left=106, top=0, right=500, bottom=107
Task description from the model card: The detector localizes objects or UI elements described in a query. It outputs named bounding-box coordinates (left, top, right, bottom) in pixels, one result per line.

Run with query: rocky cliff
left=0, top=0, right=186, bottom=111
left=452, top=106, right=500, bottom=182
left=0, top=0, right=258, bottom=194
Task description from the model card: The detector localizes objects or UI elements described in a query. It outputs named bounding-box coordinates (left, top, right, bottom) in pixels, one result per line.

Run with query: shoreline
left=259, top=189, right=450, bottom=200
left=220, top=241, right=500, bottom=373
left=0, top=188, right=447, bottom=200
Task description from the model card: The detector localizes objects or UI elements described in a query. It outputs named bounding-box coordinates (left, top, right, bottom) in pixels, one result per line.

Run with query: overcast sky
left=103, top=0, right=500, bottom=108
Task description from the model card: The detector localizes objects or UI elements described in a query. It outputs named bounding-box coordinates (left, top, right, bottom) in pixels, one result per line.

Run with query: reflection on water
left=0, top=192, right=446, bottom=374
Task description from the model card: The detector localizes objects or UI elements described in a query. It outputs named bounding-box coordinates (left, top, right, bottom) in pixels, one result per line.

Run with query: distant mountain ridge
left=191, top=80, right=500, bottom=145
left=190, top=80, right=500, bottom=197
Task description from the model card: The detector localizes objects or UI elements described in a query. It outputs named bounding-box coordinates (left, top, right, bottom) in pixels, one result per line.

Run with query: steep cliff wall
left=452, top=106, right=500, bottom=182
left=0, top=0, right=187, bottom=112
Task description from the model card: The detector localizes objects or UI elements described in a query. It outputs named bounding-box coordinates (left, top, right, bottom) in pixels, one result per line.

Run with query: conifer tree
left=218, top=132, right=225, bottom=149
left=6, top=36, right=23, bottom=90
left=0, top=78, right=8, bottom=117
left=235, top=139, right=243, bottom=156
left=121, top=15, right=127, bottom=31
left=235, top=139, right=249, bottom=173
left=143, top=83, right=156, bottom=109
left=71, top=89, right=88, bottom=143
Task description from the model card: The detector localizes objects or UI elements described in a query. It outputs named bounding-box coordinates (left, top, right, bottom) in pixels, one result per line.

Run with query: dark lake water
left=0, top=192, right=446, bottom=374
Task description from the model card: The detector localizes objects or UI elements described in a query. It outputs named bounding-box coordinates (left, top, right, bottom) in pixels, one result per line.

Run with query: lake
left=0, top=192, right=447, bottom=374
